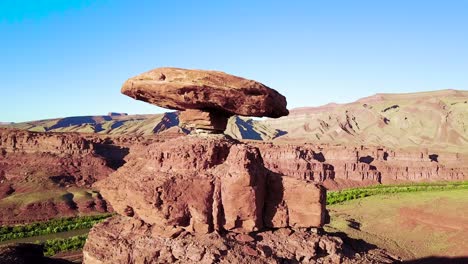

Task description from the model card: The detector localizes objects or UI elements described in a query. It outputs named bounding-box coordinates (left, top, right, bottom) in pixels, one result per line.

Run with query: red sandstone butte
left=94, top=136, right=328, bottom=235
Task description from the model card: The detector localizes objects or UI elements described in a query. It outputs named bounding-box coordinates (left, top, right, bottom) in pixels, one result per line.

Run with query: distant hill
left=2, top=89, right=467, bottom=152
left=265, top=89, right=468, bottom=152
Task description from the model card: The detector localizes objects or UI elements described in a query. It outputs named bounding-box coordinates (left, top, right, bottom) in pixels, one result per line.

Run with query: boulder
left=121, top=67, right=288, bottom=118
left=83, top=68, right=341, bottom=264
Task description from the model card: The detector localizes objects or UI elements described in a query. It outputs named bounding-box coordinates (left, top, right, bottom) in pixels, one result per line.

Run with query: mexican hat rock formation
left=121, top=67, right=289, bottom=133
left=83, top=68, right=341, bottom=263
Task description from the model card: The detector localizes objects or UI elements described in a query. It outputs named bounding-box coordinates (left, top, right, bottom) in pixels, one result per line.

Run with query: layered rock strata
left=254, top=143, right=468, bottom=189
left=0, top=128, right=132, bottom=223
left=0, top=128, right=115, bottom=186
left=94, top=136, right=327, bottom=234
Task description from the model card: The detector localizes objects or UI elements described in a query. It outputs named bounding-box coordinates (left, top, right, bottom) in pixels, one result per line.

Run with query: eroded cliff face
left=0, top=128, right=110, bottom=185
left=254, top=143, right=468, bottom=189
left=93, top=136, right=328, bottom=235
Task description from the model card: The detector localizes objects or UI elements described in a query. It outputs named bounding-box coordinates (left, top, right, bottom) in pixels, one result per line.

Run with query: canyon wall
left=254, top=142, right=468, bottom=189
left=1, top=127, right=466, bottom=192
left=0, top=128, right=121, bottom=224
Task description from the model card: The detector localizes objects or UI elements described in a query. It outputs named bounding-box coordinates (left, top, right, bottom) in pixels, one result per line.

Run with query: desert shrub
left=41, top=234, right=88, bottom=256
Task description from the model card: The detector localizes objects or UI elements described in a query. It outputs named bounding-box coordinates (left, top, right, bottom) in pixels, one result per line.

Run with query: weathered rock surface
left=83, top=130, right=335, bottom=263
left=83, top=216, right=397, bottom=264
left=264, top=175, right=328, bottom=228
left=121, top=67, right=288, bottom=118
left=179, top=109, right=230, bottom=132
left=0, top=128, right=112, bottom=186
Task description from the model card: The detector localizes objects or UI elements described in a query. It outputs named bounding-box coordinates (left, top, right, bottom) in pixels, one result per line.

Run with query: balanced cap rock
left=121, top=67, right=289, bottom=133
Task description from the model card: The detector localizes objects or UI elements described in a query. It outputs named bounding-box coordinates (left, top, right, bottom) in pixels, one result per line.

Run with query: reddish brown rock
left=82, top=68, right=400, bottom=263
left=121, top=67, right=289, bottom=118
left=83, top=216, right=397, bottom=264
left=121, top=67, right=289, bottom=133
left=265, top=175, right=328, bottom=228
left=95, top=137, right=274, bottom=234
left=0, top=128, right=119, bottom=223
left=0, top=128, right=117, bottom=186
left=213, top=144, right=266, bottom=232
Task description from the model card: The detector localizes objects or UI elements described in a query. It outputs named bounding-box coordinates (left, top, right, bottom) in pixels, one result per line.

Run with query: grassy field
left=326, top=188, right=468, bottom=260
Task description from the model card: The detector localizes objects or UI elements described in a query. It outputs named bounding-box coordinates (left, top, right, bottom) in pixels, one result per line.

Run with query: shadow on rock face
left=263, top=170, right=284, bottom=227
left=0, top=243, right=74, bottom=264
left=358, top=155, right=375, bottom=164
left=94, top=144, right=130, bottom=170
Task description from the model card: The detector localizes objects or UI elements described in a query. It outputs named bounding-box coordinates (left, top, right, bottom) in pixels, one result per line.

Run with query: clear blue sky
left=1, top=0, right=467, bottom=122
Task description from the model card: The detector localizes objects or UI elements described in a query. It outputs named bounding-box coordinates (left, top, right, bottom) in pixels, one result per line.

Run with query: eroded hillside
left=3, top=89, right=467, bottom=153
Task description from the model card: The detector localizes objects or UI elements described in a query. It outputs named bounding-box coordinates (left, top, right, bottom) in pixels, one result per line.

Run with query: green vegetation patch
left=42, top=234, right=88, bottom=256
left=327, top=181, right=468, bottom=205
left=0, top=214, right=111, bottom=242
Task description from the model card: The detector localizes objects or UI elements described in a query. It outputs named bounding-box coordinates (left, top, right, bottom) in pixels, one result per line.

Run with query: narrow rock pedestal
left=179, top=109, right=231, bottom=134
